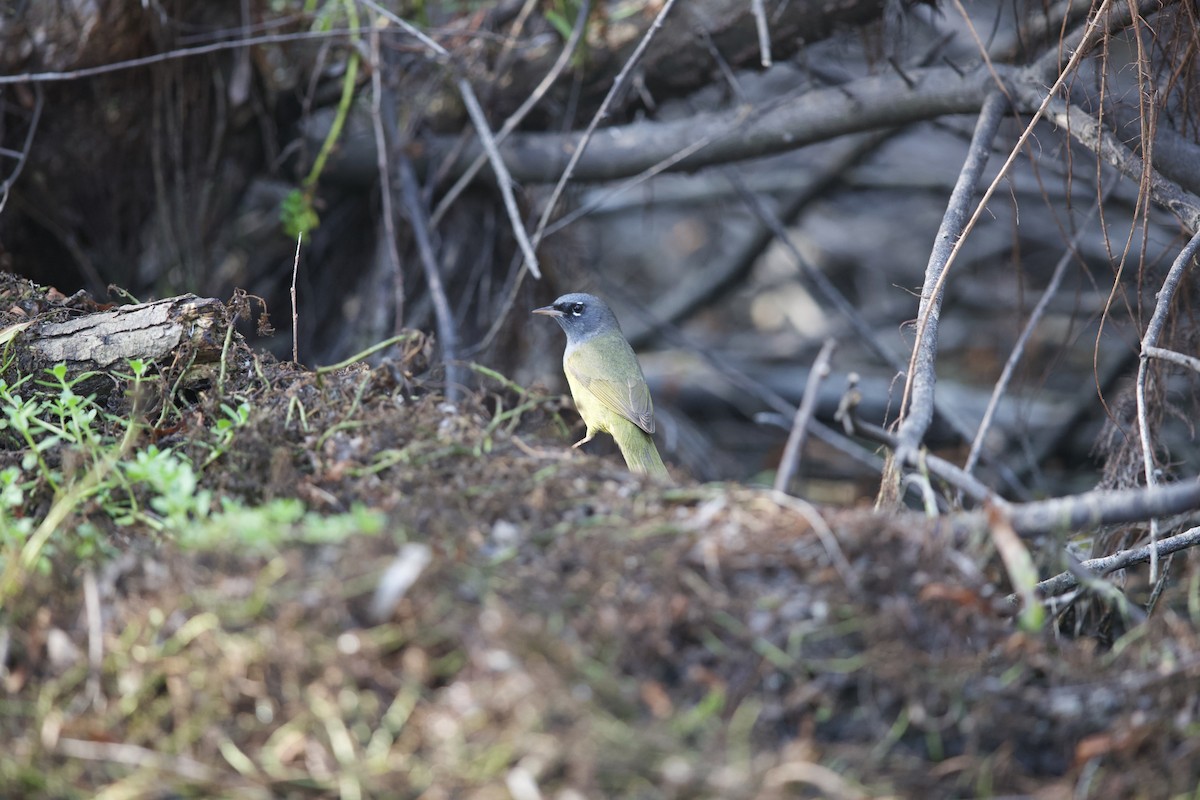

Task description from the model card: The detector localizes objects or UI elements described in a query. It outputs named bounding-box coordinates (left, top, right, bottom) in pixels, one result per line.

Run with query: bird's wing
left=566, top=343, right=655, bottom=434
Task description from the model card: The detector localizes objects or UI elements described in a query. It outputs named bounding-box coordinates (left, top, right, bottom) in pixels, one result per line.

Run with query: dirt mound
left=2, top=274, right=1198, bottom=798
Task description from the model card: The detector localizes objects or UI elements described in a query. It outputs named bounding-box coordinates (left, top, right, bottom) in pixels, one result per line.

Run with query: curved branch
left=888, top=91, right=1010, bottom=480
left=1027, top=91, right=1200, bottom=232
left=465, top=65, right=1013, bottom=181
left=1134, top=229, right=1200, bottom=579
left=333, top=65, right=1019, bottom=184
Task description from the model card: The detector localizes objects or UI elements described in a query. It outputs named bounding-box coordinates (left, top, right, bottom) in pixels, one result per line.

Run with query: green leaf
left=281, top=189, right=320, bottom=241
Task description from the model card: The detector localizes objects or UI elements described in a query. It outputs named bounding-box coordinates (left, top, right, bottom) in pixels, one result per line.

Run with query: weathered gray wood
left=8, top=294, right=227, bottom=399
left=28, top=295, right=223, bottom=368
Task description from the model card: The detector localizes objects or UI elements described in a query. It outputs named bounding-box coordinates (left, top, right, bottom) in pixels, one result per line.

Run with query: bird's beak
left=532, top=305, right=563, bottom=318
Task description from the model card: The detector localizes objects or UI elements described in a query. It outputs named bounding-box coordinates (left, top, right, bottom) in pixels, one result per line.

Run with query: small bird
left=533, top=293, right=668, bottom=477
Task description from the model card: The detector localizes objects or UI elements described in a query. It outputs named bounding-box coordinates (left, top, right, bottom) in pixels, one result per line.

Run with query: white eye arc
left=571, top=303, right=585, bottom=316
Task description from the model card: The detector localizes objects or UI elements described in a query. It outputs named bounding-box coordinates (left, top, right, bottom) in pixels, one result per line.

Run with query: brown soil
left=2, top=273, right=1198, bottom=799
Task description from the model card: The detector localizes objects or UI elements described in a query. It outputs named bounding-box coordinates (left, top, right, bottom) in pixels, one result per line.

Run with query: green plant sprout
left=0, top=356, right=389, bottom=596
left=281, top=0, right=362, bottom=241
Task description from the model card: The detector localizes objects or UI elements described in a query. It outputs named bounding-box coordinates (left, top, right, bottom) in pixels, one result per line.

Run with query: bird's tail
left=613, top=425, right=669, bottom=478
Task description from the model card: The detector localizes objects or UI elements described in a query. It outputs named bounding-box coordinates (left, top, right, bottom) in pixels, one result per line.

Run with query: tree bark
left=7, top=295, right=227, bottom=400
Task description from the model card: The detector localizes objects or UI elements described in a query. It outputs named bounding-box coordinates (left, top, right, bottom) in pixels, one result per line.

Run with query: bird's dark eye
left=570, top=303, right=585, bottom=316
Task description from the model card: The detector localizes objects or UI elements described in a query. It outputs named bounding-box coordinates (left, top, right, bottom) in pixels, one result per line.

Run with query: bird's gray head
left=532, top=292, right=622, bottom=345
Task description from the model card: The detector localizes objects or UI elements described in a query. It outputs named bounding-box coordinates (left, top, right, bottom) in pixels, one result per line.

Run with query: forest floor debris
left=1, top=273, right=1198, bottom=799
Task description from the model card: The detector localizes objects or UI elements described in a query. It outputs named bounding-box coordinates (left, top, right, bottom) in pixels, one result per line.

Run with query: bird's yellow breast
left=563, top=363, right=611, bottom=433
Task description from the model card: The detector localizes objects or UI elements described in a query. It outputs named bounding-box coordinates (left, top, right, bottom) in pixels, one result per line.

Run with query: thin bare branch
left=368, top=20, right=405, bottom=330
left=468, top=0, right=678, bottom=344
left=1016, top=524, right=1200, bottom=604
left=1135, top=228, right=1200, bottom=579
left=885, top=1, right=1176, bottom=508
left=1103, top=97, right=1200, bottom=200
left=884, top=90, right=1010, bottom=502
left=1028, top=0, right=1170, bottom=83
left=751, top=0, right=772, bottom=68
left=0, top=27, right=378, bottom=85
left=810, top=419, right=887, bottom=476
left=726, top=170, right=901, bottom=369
left=542, top=128, right=726, bottom=240
left=769, top=491, right=859, bottom=592
left=430, top=0, right=591, bottom=227
left=893, top=0, right=1151, bottom=497
left=82, top=566, right=103, bottom=708
left=965, top=192, right=1108, bottom=476
left=774, top=339, right=836, bottom=493
left=290, top=232, right=302, bottom=364
left=57, top=738, right=217, bottom=783
left=358, top=0, right=542, bottom=278
left=607, top=293, right=890, bottom=492
left=841, top=406, right=1004, bottom=505
left=530, top=0, right=681, bottom=250
left=1145, top=346, right=1200, bottom=376
left=614, top=130, right=898, bottom=344
left=355, top=0, right=447, bottom=60
left=758, top=410, right=892, bottom=481
left=0, top=83, right=43, bottom=215
left=398, top=157, right=462, bottom=400
left=455, top=84, right=541, bottom=278
left=1028, top=93, right=1200, bottom=231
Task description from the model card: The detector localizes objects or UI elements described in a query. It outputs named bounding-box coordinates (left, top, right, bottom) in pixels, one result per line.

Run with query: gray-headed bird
left=533, top=293, right=668, bottom=477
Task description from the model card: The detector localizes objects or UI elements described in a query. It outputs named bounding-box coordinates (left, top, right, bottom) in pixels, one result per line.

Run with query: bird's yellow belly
left=564, top=370, right=610, bottom=434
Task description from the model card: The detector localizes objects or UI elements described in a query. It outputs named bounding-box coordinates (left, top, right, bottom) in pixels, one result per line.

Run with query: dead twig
left=367, top=18, right=405, bottom=330
left=987, top=480, right=1200, bottom=538
left=769, top=491, right=859, bottom=592
left=56, top=738, right=217, bottom=783
left=839, top=401, right=1003, bottom=505
left=290, top=232, right=302, bottom=363
left=473, top=0, right=683, bottom=356
left=426, top=64, right=1018, bottom=185
left=1007, top=524, right=1200, bottom=607
left=542, top=123, right=730, bottom=240
left=1145, top=346, right=1200, bottom=376
left=965, top=191, right=1108, bottom=476
left=83, top=566, right=104, bottom=710
left=1135, top=228, right=1200, bottom=580
left=359, top=0, right=542, bottom=278
left=430, top=0, right=591, bottom=228
left=751, top=0, right=772, bottom=68
left=0, top=28, right=378, bottom=85
left=725, top=162, right=1030, bottom=498
left=398, top=157, right=462, bottom=400
left=726, top=170, right=901, bottom=370
left=893, top=0, right=1163, bottom=506
left=530, top=0, right=681, bottom=250
left=1026, top=93, right=1200, bottom=232
left=511, top=434, right=574, bottom=461
left=456, top=85, right=539, bottom=278
left=611, top=131, right=898, bottom=344
left=0, top=82, right=43, bottom=215
left=1028, top=0, right=1166, bottom=84
left=774, top=339, right=836, bottom=493
left=758, top=407, right=893, bottom=480
left=886, top=90, right=1010, bottom=502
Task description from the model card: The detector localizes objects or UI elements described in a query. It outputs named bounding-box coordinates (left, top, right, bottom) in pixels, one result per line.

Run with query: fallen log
left=3, top=294, right=227, bottom=400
